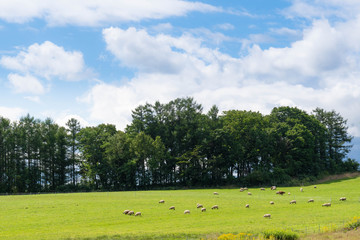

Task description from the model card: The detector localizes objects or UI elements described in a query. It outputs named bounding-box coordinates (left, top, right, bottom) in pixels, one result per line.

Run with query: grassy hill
left=1, top=176, right=359, bottom=239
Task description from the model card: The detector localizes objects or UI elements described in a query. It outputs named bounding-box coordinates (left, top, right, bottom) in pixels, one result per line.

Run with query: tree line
left=0, top=97, right=357, bottom=193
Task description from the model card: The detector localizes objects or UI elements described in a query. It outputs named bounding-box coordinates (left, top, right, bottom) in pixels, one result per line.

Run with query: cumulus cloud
left=0, top=106, right=26, bottom=121
left=0, top=0, right=220, bottom=26
left=8, top=73, right=45, bottom=94
left=1, top=41, right=89, bottom=81
left=82, top=18, right=360, bottom=136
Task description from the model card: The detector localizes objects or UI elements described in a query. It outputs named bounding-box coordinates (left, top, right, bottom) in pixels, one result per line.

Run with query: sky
left=0, top=0, right=359, bottom=159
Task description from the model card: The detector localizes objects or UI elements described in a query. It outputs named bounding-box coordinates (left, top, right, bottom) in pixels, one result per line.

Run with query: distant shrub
left=218, top=232, right=255, bottom=240
left=345, top=216, right=360, bottom=230
left=262, top=229, right=299, bottom=240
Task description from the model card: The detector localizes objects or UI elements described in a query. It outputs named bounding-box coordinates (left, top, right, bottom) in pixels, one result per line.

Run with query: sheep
left=245, top=204, right=250, bottom=208
left=127, top=211, right=134, bottom=215
left=211, top=205, right=219, bottom=210
left=247, top=192, right=252, bottom=195
left=276, top=191, right=285, bottom=195
left=184, top=210, right=190, bottom=214
left=135, top=212, right=141, bottom=216
left=339, top=197, right=346, bottom=201
left=314, top=185, right=317, bottom=188
left=201, top=207, right=206, bottom=212
left=123, top=210, right=130, bottom=214
left=263, top=214, right=271, bottom=218
left=260, top=188, right=265, bottom=191
left=288, top=192, right=291, bottom=195
left=300, top=188, right=304, bottom=192
left=169, top=206, right=175, bottom=210
left=322, top=203, right=331, bottom=207
left=243, top=187, right=248, bottom=190
left=270, top=201, right=274, bottom=205
left=271, top=186, right=276, bottom=190
left=213, top=192, right=219, bottom=195
left=290, top=200, right=297, bottom=204
left=159, top=200, right=165, bottom=203
left=308, top=199, right=314, bottom=203
left=197, top=203, right=203, bottom=208
left=240, top=188, right=245, bottom=192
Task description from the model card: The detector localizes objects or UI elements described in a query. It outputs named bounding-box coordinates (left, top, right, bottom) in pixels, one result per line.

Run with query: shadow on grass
left=315, top=172, right=360, bottom=185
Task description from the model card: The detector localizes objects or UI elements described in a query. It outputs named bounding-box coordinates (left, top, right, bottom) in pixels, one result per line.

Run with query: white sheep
left=270, top=201, right=274, bottom=205
left=300, top=188, right=303, bottom=192
left=339, top=197, right=346, bottom=201
left=240, top=188, right=245, bottom=192
left=197, top=204, right=203, bottom=208
left=211, top=205, right=219, bottom=210
left=127, top=210, right=134, bottom=215
left=260, top=188, right=265, bottom=191
left=314, top=185, right=317, bottom=188
left=159, top=200, right=165, bottom=203
left=288, top=192, right=291, bottom=195
left=308, top=199, right=314, bottom=203
left=263, top=214, right=271, bottom=218
left=271, top=186, right=276, bottom=190
left=201, top=207, right=206, bottom=212
left=322, top=203, right=331, bottom=207
left=135, top=212, right=141, bottom=216
left=290, top=200, right=296, bottom=204
left=213, top=192, right=219, bottom=195
left=245, top=204, right=249, bottom=208
left=247, top=192, right=252, bottom=195
left=123, top=210, right=130, bottom=214
left=184, top=210, right=190, bottom=214
left=169, top=206, right=175, bottom=210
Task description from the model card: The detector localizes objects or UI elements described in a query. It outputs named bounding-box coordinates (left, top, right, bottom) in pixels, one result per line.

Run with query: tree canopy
left=0, top=98, right=357, bottom=193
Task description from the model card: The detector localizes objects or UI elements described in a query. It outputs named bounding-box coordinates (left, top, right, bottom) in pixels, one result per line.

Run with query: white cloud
left=0, top=0, right=220, bottom=26
left=8, top=73, right=45, bottom=94
left=0, top=106, right=26, bottom=121
left=1, top=41, right=89, bottom=81
left=86, top=20, right=360, bottom=136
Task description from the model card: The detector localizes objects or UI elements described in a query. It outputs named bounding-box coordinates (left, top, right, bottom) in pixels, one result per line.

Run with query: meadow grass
left=0, top=177, right=359, bottom=239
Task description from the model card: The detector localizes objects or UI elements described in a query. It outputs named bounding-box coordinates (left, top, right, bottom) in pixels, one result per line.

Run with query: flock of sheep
left=122, top=186, right=347, bottom=219
left=241, top=185, right=346, bottom=219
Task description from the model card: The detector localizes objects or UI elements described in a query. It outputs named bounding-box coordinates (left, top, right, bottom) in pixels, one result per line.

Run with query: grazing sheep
left=270, top=201, right=274, bottom=205
left=159, top=200, right=165, bottom=203
left=211, top=205, right=219, bottom=210
left=245, top=204, right=250, bottom=208
left=135, top=212, right=141, bottom=216
left=196, top=203, right=203, bottom=208
left=128, top=211, right=134, bottom=215
left=123, top=210, right=130, bottom=214
left=184, top=210, right=190, bottom=214
left=213, top=192, right=219, bottom=195
left=243, top=187, right=248, bottom=190
left=263, top=214, right=271, bottom=218
left=240, top=188, right=245, bottom=192
left=169, top=206, right=175, bottom=210
left=276, top=191, right=285, bottom=195
left=339, top=197, right=346, bottom=201
left=290, top=200, right=297, bottom=204
left=201, top=208, right=206, bottom=212
left=288, top=192, right=291, bottom=195
left=308, top=199, right=314, bottom=203
left=260, top=188, right=265, bottom=191
left=322, top=203, right=331, bottom=207
left=271, top=186, right=276, bottom=190
left=314, top=186, right=317, bottom=188
left=248, top=192, right=252, bottom=195
left=300, top=188, right=303, bottom=192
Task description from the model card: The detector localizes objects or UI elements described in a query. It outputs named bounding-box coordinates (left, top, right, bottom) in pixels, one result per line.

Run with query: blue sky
left=0, top=0, right=359, bottom=159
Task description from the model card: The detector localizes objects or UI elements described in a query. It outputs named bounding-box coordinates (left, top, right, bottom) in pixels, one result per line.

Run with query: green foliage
left=344, top=216, right=360, bottom=230
left=262, top=229, right=299, bottom=240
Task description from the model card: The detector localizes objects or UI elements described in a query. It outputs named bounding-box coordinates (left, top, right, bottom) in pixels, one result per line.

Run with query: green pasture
left=1, top=177, right=360, bottom=239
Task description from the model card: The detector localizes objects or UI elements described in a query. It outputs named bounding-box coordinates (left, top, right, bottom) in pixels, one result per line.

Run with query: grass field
left=0, top=176, right=360, bottom=240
